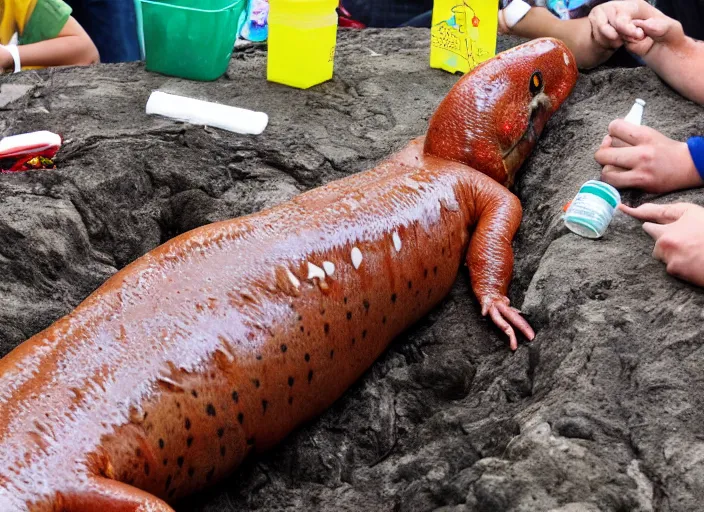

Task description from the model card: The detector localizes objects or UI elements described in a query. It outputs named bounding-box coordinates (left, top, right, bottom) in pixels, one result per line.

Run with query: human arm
left=594, top=119, right=703, bottom=193
left=619, top=202, right=704, bottom=287
left=499, top=4, right=616, bottom=69
left=0, top=0, right=99, bottom=72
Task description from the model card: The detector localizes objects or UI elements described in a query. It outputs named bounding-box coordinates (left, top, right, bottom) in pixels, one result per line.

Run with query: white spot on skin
left=392, top=231, right=402, bottom=252
left=563, top=52, right=570, bottom=66
left=322, top=261, right=335, bottom=276
left=307, top=262, right=326, bottom=281
left=351, top=247, right=363, bottom=269
left=286, top=268, right=300, bottom=289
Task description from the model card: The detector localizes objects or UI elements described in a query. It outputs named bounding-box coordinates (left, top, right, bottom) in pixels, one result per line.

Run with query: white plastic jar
left=563, top=180, right=621, bottom=238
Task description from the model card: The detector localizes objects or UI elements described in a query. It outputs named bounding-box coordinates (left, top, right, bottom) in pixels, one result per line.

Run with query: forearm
left=643, top=37, right=704, bottom=104
left=509, top=7, right=614, bottom=69
left=15, top=17, right=99, bottom=69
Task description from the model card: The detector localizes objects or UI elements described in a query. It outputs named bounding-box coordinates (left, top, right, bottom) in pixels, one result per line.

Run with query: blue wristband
left=687, top=136, right=704, bottom=181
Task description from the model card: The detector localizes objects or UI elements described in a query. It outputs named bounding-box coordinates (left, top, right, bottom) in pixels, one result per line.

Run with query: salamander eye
left=529, top=71, right=543, bottom=95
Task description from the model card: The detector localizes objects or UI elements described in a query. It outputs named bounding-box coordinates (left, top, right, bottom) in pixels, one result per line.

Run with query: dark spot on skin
left=188, top=467, right=195, bottom=478
left=206, top=404, right=216, bottom=417
left=217, top=428, right=224, bottom=438
left=347, top=311, right=352, bottom=320
left=416, top=290, right=420, bottom=297
left=433, top=266, right=438, bottom=275
left=281, top=344, right=288, bottom=353
left=362, top=330, right=367, bottom=339
left=191, top=390, right=198, bottom=398
left=428, top=289, right=433, bottom=298
left=163, top=458, right=168, bottom=466
left=305, top=353, right=310, bottom=362
left=408, top=281, right=412, bottom=289
left=231, top=391, right=239, bottom=403
left=442, top=247, right=445, bottom=255
left=206, top=468, right=215, bottom=482
left=237, top=412, right=244, bottom=424
left=185, top=418, right=191, bottom=430
left=330, top=349, right=334, bottom=359
left=308, top=370, right=314, bottom=383
left=168, top=489, right=176, bottom=499
left=288, top=376, right=294, bottom=386
left=159, top=439, right=164, bottom=449
left=363, top=300, right=370, bottom=311
left=187, top=436, right=194, bottom=447
left=300, top=326, right=304, bottom=332
left=135, top=448, right=142, bottom=457
left=177, top=457, right=184, bottom=468
left=253, top=379, right=260, bottom=388
left=176, top=402, right=181, bottom=409
left=262, top=400, right=268, bottom=414
left=391, top=293, right=397, bottom=303
left=307, top=330, right=311, bottom=336
left=382, top=316, right=387, bottom=324
left=344, top=297, right=348, bottom=304
left=256, top=354, right=262, bottom=360
left=324, top=323, right=330, bottom=334
left=298, top=314, right=303, bottom=321
left=144, top=462, right=150, bottom=476
left=424, top=268, right=428, bottom=278
left=220, top=446, right=226, bottom=457
left=247, top=437, right=256, bottom=446
left=288, top=396, right=294, bottom=405
left=320, top=308, right=326, bottom=315
left=351, top=337, right=356, bottom=345
left=165, top=475, right=172, bottom=491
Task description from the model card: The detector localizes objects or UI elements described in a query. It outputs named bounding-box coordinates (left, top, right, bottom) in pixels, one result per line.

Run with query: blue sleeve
left=687, top=136, right=704, bottom=181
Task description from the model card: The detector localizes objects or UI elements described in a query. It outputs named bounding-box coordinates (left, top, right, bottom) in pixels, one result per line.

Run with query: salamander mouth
left=501, top=92, right=552, bottom=182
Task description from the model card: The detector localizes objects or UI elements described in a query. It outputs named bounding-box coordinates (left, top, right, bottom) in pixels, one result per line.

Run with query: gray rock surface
left=1, top=28, right=703, bottom=512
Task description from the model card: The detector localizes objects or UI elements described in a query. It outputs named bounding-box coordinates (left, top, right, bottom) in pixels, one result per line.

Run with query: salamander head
left=424, top=37, right=578, bottom=187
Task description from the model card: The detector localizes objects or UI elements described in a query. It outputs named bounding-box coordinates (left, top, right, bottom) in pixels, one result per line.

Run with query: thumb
left=633, top=18, right=671, bottom=39
left=642, top=221, right=667, bottom=240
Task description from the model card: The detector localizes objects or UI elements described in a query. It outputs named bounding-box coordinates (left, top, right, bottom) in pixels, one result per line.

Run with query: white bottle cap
left=624, top=98, right=645, bottom=125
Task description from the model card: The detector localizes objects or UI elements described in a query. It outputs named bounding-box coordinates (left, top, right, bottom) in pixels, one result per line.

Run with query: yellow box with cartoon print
left=430, top=0, right=498, bottom=74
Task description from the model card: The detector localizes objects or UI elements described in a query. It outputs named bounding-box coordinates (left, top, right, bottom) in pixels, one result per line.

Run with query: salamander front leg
left=61, top=477, right=175, bottom=512
left=466, top=179, right=535, bottom=350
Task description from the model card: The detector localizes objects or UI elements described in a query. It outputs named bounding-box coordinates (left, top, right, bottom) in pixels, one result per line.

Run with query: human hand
left=619, top=202, right=704, bottom=287
left=626, top=16, right=687, bottom=57
left=594, top=119, right=702, bottom=193
left=587, top=0, right=648, bottom=50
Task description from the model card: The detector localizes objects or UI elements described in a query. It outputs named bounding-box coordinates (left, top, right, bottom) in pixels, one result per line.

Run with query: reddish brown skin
left=0, top=39, right=577, bottom=512
left=425, top=38, right=578, bottom=187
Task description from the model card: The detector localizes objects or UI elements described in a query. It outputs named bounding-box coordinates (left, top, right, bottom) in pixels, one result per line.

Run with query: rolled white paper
left=146, top=91, right=268, bottom=135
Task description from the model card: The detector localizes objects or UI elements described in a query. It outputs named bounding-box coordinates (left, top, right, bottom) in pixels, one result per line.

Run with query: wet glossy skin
left=0, top=39, right=577, bottom=512
left=425, top=38, right=578, bottom=187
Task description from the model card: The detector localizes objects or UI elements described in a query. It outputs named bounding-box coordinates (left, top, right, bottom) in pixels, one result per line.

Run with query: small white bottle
left=611, top=98, right=646, bottom=147
left=624, top=98, right=646, bottom=125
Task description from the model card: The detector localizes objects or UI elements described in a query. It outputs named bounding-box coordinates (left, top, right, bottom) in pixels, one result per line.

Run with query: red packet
left=0, top=131, right=62, bottom=173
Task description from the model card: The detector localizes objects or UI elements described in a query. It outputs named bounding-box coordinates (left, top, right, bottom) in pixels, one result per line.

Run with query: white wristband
left=502, top=0, right=532, bottom=29
left=1, top=44, right=21, bottom=73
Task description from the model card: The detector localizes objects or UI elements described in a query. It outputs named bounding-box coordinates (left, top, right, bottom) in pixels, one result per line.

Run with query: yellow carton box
left=430, top=0, right=498, bottom=74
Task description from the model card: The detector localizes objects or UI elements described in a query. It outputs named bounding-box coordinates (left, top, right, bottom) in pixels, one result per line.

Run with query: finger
left=591, top=9, right=620, bottom=46
left=594, top=145, right=644, bottom=169
left=618, top=202, right=688, bottom=223
left=608, top=119, right=651, bottom=145
left=613, top=14, right=644, bottom=40
left=643, top=221, right=667, bottom=240
left=609, top=136, right=632, bottom=148
left=488, top=305, right=518, bottom=351
left=601, top=166, right=643, bottom=189
left=600, top=134, right=612, bottom=148
left=634, top=18, right=670, bottom=39
left=496, top=301, right=535, bottom=342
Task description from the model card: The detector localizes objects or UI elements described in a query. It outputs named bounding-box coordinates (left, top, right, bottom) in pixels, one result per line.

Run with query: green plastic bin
left=140, top=0, right=246, bottom=81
